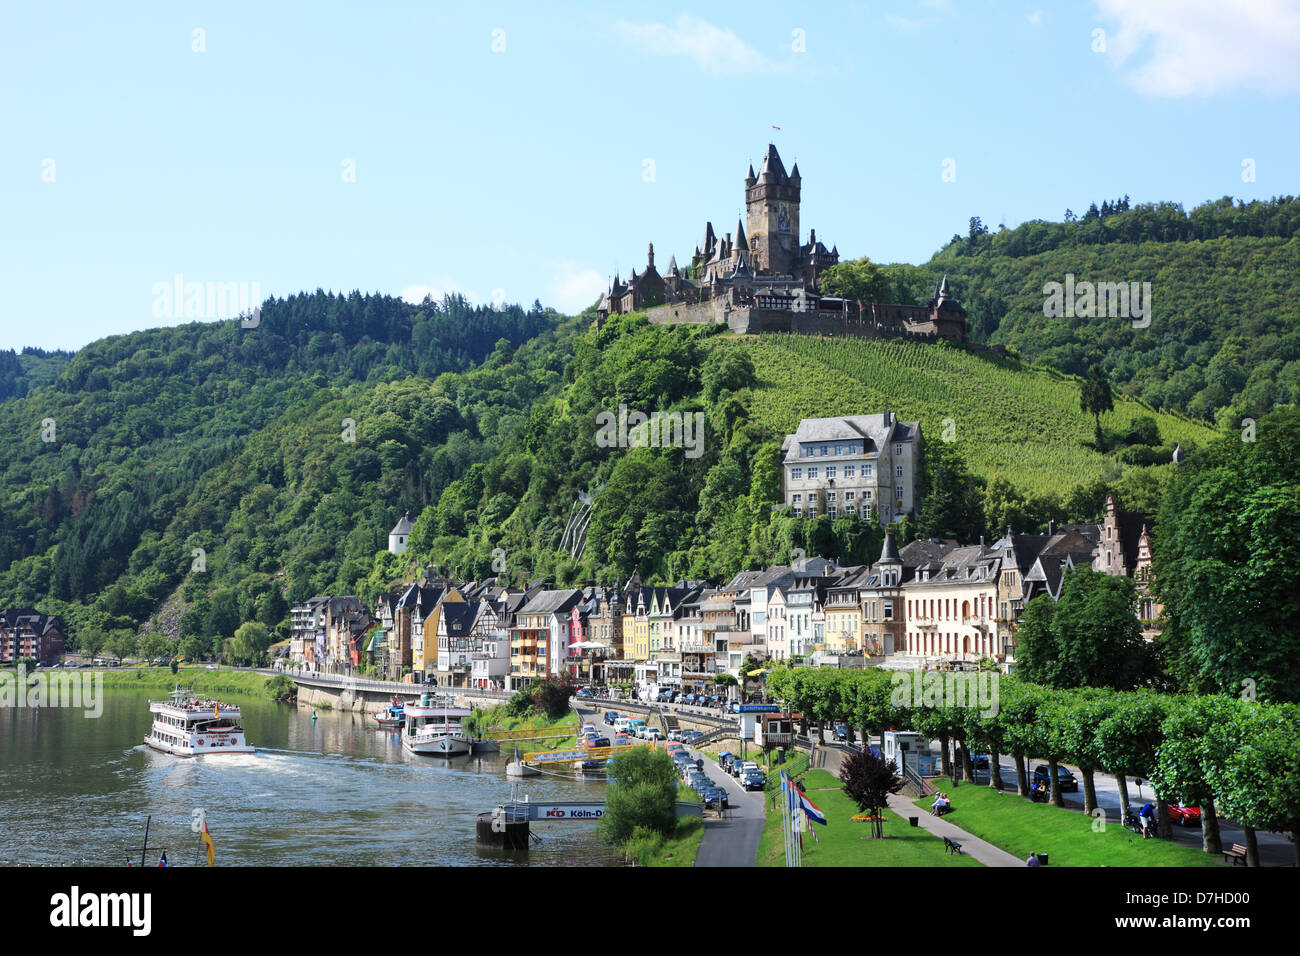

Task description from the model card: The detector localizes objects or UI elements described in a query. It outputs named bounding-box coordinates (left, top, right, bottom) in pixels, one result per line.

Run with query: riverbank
left=82, top=666, right=293, bottom=701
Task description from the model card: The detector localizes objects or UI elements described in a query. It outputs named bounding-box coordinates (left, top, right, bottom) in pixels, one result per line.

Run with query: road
left=689, top=745, right=766, bottom=867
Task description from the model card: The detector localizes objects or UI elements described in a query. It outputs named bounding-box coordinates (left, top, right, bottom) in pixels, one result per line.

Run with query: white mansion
left=780, top=412, right=919, bottom=527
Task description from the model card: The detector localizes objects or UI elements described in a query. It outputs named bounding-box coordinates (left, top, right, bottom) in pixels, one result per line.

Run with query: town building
left=0, top=609, right=65, bottom=665
left=781, top=412, right=920, bottom=527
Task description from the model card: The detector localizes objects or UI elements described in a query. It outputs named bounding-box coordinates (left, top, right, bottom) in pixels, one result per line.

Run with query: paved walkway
left=693, top=749, right=765, bottom=867
left=887, top=793, right=1023, bottom=867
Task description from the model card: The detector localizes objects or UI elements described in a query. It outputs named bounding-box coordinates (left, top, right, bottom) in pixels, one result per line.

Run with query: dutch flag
left=797, top=788, right=827, bottom=826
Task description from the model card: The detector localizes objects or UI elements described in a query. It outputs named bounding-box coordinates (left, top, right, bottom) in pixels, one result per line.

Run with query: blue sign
left=735, top=704, right=780, bottom=714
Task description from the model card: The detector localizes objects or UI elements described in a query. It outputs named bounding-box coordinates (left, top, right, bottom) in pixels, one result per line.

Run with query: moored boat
left=374, top=696, right=407, bottom=729
left=145, top=687, right=254, bottom=756
left=402, top=692, right=472, bottom=757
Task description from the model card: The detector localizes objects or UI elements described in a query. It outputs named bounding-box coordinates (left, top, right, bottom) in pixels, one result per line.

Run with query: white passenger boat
left=145, top=687, right=254, bottom=756
left=402, top=692, right=472, bottom=757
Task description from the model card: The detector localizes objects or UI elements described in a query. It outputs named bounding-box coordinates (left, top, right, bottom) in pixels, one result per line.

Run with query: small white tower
left=388, top=512, right=413, bottom=555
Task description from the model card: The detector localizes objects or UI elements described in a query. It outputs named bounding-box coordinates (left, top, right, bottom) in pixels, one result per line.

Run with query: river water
left=0, top=688, right=622, bottom=866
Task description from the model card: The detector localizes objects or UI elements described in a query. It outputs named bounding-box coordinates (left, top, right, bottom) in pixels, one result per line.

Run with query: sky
left=2, top=0, right=1299, bottom=351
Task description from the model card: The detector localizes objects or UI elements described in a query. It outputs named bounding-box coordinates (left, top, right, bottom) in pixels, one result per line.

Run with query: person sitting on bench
left=930, top=792, right=950, bottom=815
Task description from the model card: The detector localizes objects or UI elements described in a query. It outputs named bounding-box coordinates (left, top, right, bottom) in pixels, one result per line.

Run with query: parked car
left=575, top=688, right=593, bottom=699
left=614, top=733, right=630, bottom=746
left=832, top=721, right=848, bottom=741
left=970, top=754, right=990, bottom=770
left=1031, top=765, right=1079, bottom=793
left=741, top=769, right=766, bottom=791
left=717, top=752, right=734, bottom=772
left=603, top=711, right=620, bottom=726
left=1168, top=801, right=1202, bottom=827
left=643, top=726, right=663, bottom=740
left=699, top=786, right=729, bottom=809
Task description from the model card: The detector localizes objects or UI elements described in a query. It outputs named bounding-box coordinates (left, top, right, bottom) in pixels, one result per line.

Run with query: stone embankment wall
left=294, top=683, right=502, bottom=713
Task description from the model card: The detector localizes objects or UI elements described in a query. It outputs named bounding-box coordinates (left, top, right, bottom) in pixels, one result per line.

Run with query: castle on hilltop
left=597, top=144, right=969, bottom=343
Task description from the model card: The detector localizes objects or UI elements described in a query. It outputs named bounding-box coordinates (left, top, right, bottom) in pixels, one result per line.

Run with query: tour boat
left=402, top=692, right=472, bottom=757
left=374, top=696, right=407, bottom=730
left=145, top=688, right=254, bottom=756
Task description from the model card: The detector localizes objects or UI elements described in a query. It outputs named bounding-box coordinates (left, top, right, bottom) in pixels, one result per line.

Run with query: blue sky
left=3, top=0, right=1298, bottom=351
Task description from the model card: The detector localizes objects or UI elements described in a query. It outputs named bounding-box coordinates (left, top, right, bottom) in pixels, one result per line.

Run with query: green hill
left=727, top=334, right=1215, bottom=498
left=404, top=314, right=1222, bottom=590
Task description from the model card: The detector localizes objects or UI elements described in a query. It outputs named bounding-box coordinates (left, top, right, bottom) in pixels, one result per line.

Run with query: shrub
left=531, top=676, right=576, bottom=718
left=505, top=689, right=534, bottom=718
left=600, top=749, right=679, bottom=845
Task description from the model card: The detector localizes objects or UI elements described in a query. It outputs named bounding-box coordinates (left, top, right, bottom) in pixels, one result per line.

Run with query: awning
left=747, top=667, right=771, bottom=677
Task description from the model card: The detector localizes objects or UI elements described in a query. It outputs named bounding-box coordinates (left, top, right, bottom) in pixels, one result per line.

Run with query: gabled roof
left=390, top=512, right=414, bottom=536
left=519, top=588, right=583, bottom=618
left=780, top=414, right=920, bottom=461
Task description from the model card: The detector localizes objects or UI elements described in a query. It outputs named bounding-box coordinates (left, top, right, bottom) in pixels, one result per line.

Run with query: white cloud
left=616, top=14, right=783, bottom=75
left=550, top=262, right=607, bottom=314
left=1094, top=0, right=1300, bottom=96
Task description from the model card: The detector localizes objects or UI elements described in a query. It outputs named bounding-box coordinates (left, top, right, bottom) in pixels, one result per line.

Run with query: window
left=895, top=465, right=904, bottom=478
left=896, top=485, right=904, bottom=499
left=827, top=492, right=837, bottom=502
left=825, top=466, right=836, bottom=479
left=863, top=489, right=872, bottom=500
left=895, top=444, right=903, bottom=455
left=807, top=466, right=818, bottom=479
left=828, top=506, right=837, bottom=518
left=836, top=445, right=844, bottom=455
left=792, top=468, right=802, bottom=480
left=845, top=491, right=855, bottom=501
left=864, top=464, right=873, bottom=477
left=844, top=465, right=855, bottom=478
left=883, top=601, right=894, bottom=620
left=820, top=447, right=828, bottom=456
left=792, top=493, right=802, bottom=503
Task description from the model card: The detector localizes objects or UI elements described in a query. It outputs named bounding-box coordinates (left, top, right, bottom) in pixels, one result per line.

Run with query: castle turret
left=746, top=143, right=800, bottom=275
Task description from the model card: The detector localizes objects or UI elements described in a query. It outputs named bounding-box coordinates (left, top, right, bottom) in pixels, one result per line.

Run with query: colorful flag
left=797, top=786, right=827, bottom=826
left=200, top=820, right=215, bottom=866
left=157, top=851, right=168, bottom=868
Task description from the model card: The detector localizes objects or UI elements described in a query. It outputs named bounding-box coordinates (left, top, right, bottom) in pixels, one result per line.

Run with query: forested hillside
left=406, top=315, right=1219, bottom=592
left=828, top=196, right=1300, bottom=426
left=0, top=291, right=566, bottom=657
left=2, top=192, right=1291, bottom=660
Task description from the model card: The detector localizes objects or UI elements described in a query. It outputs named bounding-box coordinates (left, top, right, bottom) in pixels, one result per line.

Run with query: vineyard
left=712, top=335, right=1218, bottom=498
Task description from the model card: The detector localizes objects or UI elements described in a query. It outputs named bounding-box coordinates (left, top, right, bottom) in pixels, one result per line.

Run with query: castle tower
left=746, top=144, right=800, bottom=276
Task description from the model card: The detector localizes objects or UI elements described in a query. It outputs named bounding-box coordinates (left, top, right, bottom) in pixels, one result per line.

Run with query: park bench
left=1223, top=843, right=1247, bottom=866
left=943, top=836, right=963, bottom=855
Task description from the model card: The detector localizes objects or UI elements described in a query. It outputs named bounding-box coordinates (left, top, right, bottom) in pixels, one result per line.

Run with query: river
left=0, top=688, right=622, bottom=866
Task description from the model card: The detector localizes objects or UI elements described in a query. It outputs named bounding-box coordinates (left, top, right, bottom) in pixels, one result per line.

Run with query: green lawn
left=911, top=784, right=1222, bottom=867
left=757, top=770, right=982, bottom=867
left=86, top=666, right=289, bottom=699
left=645, top=816, right=705, bottom=867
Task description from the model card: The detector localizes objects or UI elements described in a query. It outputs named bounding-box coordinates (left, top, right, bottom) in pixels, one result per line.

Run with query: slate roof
left=781, top=414, right=920, bottom=462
